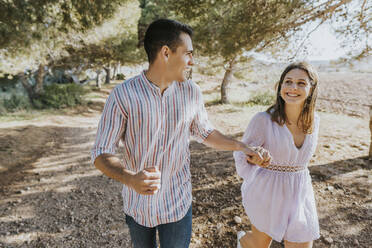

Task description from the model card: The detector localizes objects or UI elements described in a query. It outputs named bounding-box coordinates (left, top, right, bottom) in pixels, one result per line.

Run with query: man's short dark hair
left=144, top=19, right=193, bottom=64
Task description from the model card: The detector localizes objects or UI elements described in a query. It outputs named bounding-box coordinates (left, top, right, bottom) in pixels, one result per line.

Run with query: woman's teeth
left=287, top=93, right=299, bottom=97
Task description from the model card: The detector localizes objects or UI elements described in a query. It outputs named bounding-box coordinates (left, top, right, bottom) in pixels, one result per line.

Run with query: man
left=91, top=19, right=268, bottom=248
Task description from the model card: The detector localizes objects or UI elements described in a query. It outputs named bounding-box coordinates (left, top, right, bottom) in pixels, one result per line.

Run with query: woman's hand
left=246, top=146, right=272, bottom=167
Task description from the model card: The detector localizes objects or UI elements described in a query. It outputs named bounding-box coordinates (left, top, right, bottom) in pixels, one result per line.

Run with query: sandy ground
left=0, top=70, right=371, bottom=248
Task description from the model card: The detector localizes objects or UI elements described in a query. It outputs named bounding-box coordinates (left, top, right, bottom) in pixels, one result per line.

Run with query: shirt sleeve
left=91, top=88, right=127, bottom=164
left=233, top=112, right=268, bottom=179
left=189, top=84, right=215, bottom=143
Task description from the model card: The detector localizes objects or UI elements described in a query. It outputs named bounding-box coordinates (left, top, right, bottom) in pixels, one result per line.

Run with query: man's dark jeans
left=125, top=206, right=192, bottom=248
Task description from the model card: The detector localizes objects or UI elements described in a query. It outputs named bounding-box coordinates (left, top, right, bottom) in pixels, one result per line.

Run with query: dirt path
left=0, top=114, right=132, bottom=247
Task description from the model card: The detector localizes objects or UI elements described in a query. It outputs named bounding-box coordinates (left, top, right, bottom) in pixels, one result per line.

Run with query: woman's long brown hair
left=267, top=62, right=319, bottom=134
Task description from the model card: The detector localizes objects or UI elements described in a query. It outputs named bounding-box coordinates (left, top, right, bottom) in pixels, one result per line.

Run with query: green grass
left=233, top=90, right=276, bottom=107
left=205, top=97, right=222, bottom=107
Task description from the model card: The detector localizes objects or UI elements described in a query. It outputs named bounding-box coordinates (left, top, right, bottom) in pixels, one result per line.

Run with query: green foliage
left=196, top=65, right=222, bottom=76
left=116, top=73, right=126, bottom=80
left=2, top=94, right=30, bottom=112
left=38, top=84, right=87, bottom=109
left=194, top=57, right=224, bottom=76
left=248, top=91, right=276, bottom=106
left=233, top=70, right=248, bottom=80
left=164, top=0, right=352, bottom=103
left=0, top=0, right=125, bottom=51
left=333, top=0, right=371, bottom=61
left=50, top=1, right=143, bottom=72
left=237, top=90, right=275, bottom=107
left=167, top=0, right=355, bottom=63
left=205, top=97, right=222, bottom=107
left=1, top=0, right=140, bottom=76
left=137, top=0, right=179, bottom=47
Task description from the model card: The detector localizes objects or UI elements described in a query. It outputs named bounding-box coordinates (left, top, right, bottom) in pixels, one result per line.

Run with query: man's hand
left=128, top=167, right=161, bottom=195
left=247, top=146, right=272, bottom=167
left=238, top=143, right=272, bottom=167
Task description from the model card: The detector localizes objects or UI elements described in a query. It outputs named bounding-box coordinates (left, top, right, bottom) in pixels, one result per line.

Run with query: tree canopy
left=0, top=0, right=130, bottom=75
left=165, top=0, right=360, bottom=103
left=0, top=0, right=142, bottom=104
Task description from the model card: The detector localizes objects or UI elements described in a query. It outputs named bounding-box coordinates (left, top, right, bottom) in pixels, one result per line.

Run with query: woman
left=234, top=62, right=320, bottom=248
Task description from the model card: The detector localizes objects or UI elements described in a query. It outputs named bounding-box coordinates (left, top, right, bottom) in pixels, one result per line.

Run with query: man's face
left=167, top=33, right=194, bottom=82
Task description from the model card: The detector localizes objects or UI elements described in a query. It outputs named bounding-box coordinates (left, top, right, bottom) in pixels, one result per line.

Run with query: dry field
left=0, top=64, right=371, bottom=247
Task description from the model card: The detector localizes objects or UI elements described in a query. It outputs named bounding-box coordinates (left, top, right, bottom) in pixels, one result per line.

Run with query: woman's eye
left=298, top=82, right=306, bottom=86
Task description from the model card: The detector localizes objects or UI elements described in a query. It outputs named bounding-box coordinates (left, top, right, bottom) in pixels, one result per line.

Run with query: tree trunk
left=18, top=69, right=44, bottom=106
left=96, top=70, right=102, bottom=89
left=369, top=106, right=372, bottom=160
left=221, top=57, right=237, bottom=104
left=104, top=66, right=110, bottom=84
left=111, top=62, right=119, bottom=80
left=117, top=62, right=121, bottom=74
left=35, top=64, right=45, bottom=95
left=19, top=73, right=34, bottom=101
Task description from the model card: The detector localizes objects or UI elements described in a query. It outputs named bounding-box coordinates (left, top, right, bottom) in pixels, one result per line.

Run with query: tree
left=0, top=0, right=127, bottom=104
left=166, top=0, right=354, bottom=103
left=50, top=1, right=143, bottom=87
left=137, top=0, right=178, bottom=47
left=333, top=0, right=371, bottom=62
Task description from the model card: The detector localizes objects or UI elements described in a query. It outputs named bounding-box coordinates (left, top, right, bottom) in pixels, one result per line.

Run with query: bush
left=248, top=91, right=276, bottom=106
left=2, top=94, right=30, bottom=112
left=39, top=83, right=86, bottom=109
left=236, top=90, right=276, bottom=107
left=233, top=70, right=247, bottom=80
left=116, top=73, right=125, bottom=80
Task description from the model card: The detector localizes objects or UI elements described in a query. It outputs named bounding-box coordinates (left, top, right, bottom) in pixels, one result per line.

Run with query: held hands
left=247, top=146, right=272, bottom=167
left=240, top=143, right=272, bottom=167
left=129, top=167, right=161, bottom=195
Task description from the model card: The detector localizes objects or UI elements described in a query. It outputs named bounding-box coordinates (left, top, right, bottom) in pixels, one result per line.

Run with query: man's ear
left=160, top=45, right=170, bottom=61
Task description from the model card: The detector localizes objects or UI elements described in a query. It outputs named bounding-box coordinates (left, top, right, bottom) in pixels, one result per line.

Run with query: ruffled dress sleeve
left=233, top=112, right=269, bottom=181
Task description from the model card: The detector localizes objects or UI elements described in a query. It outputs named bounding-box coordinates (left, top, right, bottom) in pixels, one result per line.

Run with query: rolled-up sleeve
left=190, top=85, right=214, bottom=143
left=91, top=89, right=127, bottom=164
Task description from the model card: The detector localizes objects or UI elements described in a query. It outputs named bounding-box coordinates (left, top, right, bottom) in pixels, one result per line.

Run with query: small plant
left=249, top=91, right=276, bottom=106
left=205, top=97, right=222, bottom=107
left=39, top=83, right=87, bottom=109
left=116, top=73, right=125, bottom=80
left=2, top=94, right=30, bottom=112
left=236, top=90, right=276, bottom=107
left=233, top=70, right=247, bottom=80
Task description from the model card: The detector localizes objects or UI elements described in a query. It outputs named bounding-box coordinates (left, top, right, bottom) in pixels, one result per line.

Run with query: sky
left=306, top=23, right=346, bottom=61
left=249, top=22, right=350, bottom=63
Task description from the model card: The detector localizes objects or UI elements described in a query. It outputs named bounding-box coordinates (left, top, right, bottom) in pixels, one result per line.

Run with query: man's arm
left=94, top=154, right=161, bottom=195
left=203, top=130, right=271, bottom=166
left=92, top=89, right=161, bottom=195
left=203, top=130, right=245, bottom=151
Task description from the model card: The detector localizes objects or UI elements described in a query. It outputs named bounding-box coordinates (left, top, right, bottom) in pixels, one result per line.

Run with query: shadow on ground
left=0, top=128, right=370, bottom=247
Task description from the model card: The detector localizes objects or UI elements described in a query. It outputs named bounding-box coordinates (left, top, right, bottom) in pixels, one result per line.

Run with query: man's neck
left=145, top=65, right=173, bottom=94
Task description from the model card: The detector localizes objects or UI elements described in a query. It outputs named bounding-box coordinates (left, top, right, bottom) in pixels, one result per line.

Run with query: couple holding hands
left=92, top=19, right=320, bottom=248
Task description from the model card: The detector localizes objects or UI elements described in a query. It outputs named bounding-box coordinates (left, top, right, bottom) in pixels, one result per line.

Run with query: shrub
left=2, top=94, right=30, bottom=112
left=233, top=70, right=247, bottom=80
left=116, top=73, right=125, bottom=80
left=39, top=83, right=86, bottom=109
left=248, top=91, right=276, bottom=106
left=236, top=90, right=276, bottom=107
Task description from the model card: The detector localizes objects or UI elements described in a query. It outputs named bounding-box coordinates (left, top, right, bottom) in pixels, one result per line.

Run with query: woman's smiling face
left=280, top=68, right=312, bottom=106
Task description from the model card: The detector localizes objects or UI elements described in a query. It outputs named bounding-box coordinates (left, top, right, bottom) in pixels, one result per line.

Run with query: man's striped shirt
left=91, top=71, right=214, bottom=227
